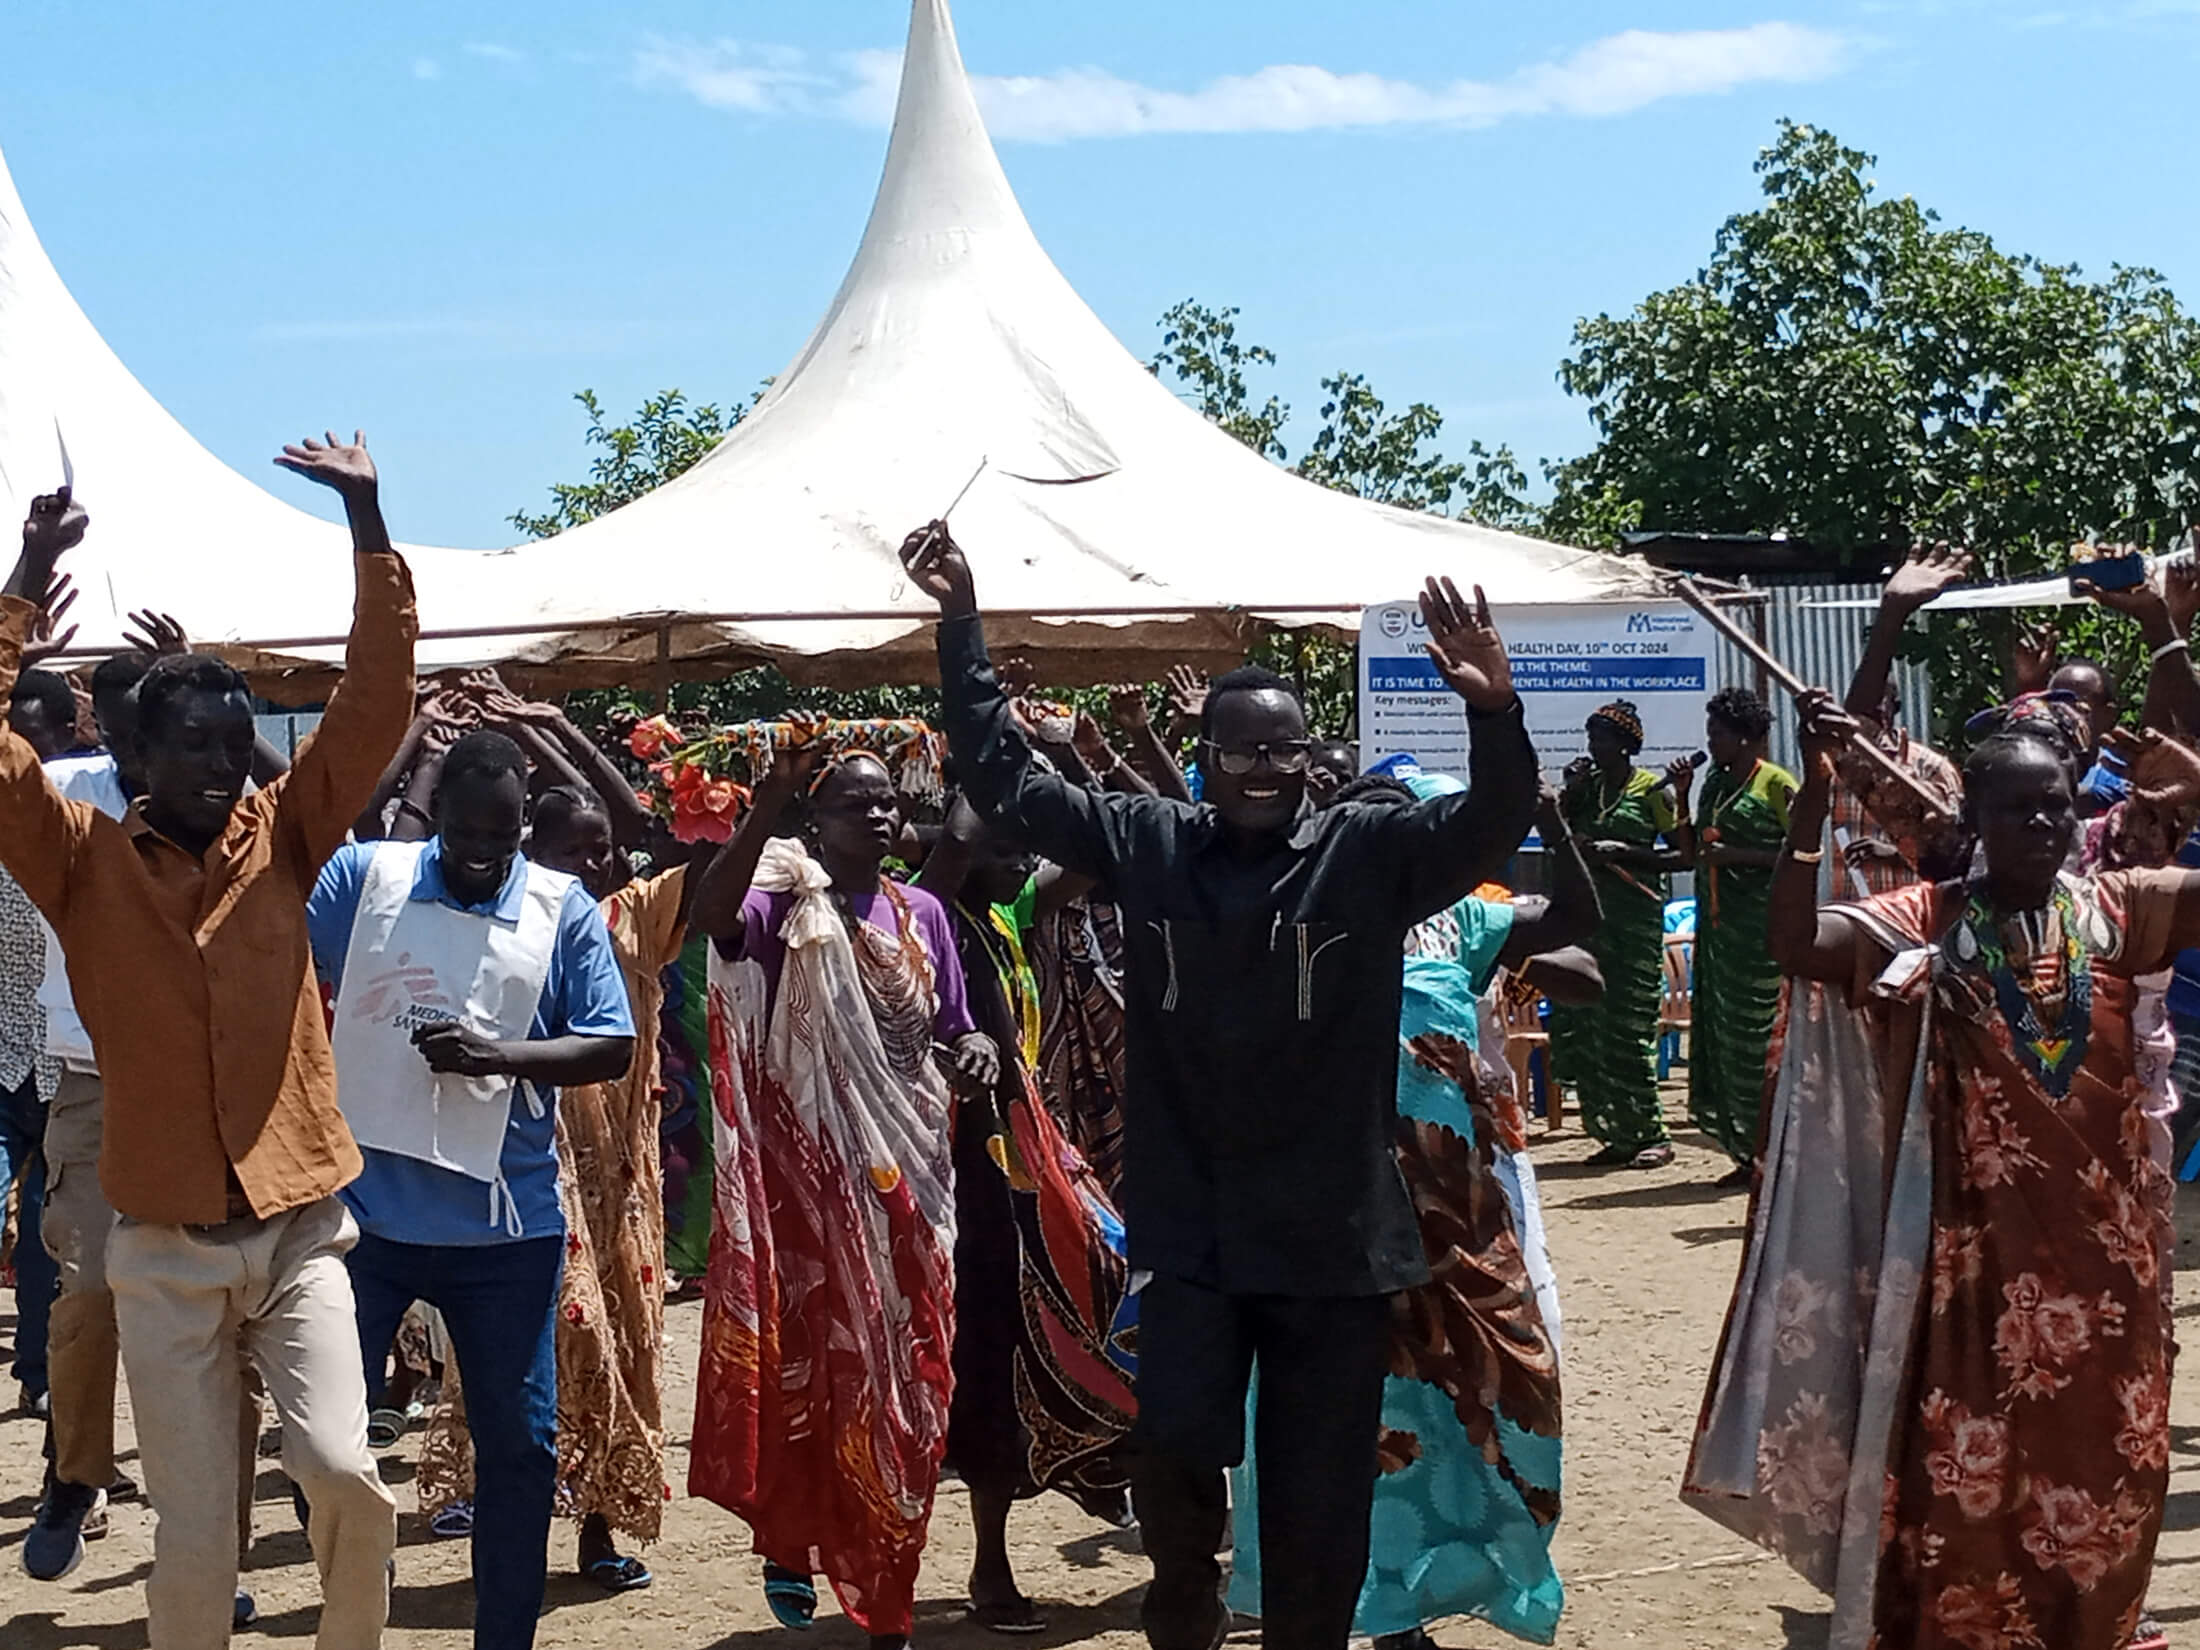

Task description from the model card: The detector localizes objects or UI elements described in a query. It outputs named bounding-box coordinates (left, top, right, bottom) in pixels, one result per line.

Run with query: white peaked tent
left=0, top=0, right=1666, bottom=696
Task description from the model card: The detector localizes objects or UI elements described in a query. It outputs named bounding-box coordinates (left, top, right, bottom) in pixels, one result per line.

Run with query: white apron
left=329, top=841, right=568, bottom=1234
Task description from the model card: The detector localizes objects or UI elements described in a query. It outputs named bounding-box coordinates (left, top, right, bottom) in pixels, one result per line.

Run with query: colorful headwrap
left=1962, top=690, right=2087, bottom=775
left=1588, top=699, right=1645, bottom=754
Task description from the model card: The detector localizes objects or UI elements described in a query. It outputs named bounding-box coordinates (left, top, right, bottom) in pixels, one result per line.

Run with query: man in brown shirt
left=0, top=433, right=415, bottom=1649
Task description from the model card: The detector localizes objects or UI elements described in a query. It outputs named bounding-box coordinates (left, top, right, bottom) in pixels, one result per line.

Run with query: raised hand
left=274, top=431, right=378, bottom=499
left=22, top=574, right=81, bottom=668
left=12, top=490, right=89, bottom=605
left=2010, top=617, right=2058, bottom=696
left=1417, top=577, right=1513, bottom=713
left=1164, top=666, right=1208, bottom=727
left=1071, top=710, right=1112, bottom=764
left=1663, top=754, right=1700, bottom=800
left=2106, top=726, right=2200, bottom=814
left=898, top=520, right=976, bottom=616
left=2166, top=550, right=2200, bottom=641
left=997, top=655, right=1039, bottom=702
left=1883, top=541, right=1973, bottom=613
left=1795, top=688, right=1864, bottom=783
left=123, top=608, right=189, bottom=657
left=1107, top=684, right=1151, bottom=733
left=2071, top=546, right=2169, bottom=626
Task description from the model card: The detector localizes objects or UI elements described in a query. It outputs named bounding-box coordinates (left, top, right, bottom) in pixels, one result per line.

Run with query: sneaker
left=234, top=1590, right=258, bottom=1629
left=19, top=1384, right=49, bottom=1419
left=23, top=1481, right=105, bottom=1581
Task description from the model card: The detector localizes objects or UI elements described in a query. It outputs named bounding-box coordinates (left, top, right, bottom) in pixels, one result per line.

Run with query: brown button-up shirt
left=0, top=552, right=417, bottom=1223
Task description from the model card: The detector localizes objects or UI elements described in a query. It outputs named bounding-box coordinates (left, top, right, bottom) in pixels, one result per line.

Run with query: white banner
left=1358, top=599, right=1714, bottom=785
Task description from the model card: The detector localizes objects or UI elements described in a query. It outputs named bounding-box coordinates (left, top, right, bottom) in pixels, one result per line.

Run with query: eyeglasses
left=1202, top=739, right=1313, bottom=776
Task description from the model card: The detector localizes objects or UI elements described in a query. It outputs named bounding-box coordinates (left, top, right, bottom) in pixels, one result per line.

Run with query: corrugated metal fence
left=1709, top=582, right=1931, bottom=774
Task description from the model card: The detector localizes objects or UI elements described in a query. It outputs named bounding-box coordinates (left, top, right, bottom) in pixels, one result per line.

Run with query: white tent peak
left=0, top=0, right=1666, bottom=692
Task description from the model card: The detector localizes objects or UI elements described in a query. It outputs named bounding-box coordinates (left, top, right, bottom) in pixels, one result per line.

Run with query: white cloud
left=632, top=37, right=824, bottom=113
left=411, top=57, right=441, bottom=81
left=636, top=23, right=1854, bottom=142
left=463, top=42, right=525, bottom=65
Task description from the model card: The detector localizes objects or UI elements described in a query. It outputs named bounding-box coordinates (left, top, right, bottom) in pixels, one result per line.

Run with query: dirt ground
left=4, top=1104, right=2198, bottom=1650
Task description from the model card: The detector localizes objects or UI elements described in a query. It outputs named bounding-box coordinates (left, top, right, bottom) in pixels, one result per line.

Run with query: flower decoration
left=635, top=716, right=947, bottom=843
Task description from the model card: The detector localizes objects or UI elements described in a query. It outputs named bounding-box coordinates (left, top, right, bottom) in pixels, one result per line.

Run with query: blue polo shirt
left=308, top=840, right=633, bottom=1247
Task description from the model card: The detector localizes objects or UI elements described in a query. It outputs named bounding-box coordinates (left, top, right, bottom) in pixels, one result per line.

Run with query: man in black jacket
left=901, top=524, right=1540, bottom=1650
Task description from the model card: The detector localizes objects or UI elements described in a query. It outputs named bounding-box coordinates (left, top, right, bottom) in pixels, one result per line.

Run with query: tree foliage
left=1148, top=300, right=1537, bottom=730
left=1541, top=121, right=2200, bottom=725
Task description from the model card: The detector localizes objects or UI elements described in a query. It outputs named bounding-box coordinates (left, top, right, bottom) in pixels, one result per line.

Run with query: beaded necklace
left=1949, top=879, right=2092, bottom=1096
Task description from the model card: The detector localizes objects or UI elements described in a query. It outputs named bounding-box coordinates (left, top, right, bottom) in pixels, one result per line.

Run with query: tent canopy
left=1, top=0, right=1665, bottom=700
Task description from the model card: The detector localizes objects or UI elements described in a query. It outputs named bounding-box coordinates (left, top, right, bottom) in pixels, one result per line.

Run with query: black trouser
left=1131, top=1276, right=1392, bottom=1650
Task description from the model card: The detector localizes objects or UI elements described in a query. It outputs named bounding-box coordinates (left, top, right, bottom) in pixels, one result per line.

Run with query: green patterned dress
left=1687, top=758, right=1798, bottom=1164
left=1549, top=768, right=1676, bottom=1153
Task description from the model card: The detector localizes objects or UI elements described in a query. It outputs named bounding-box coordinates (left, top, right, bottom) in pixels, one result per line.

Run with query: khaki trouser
left=110, top=1195, right=395, bottom=1650
left=41, top=1070, right=119, bottom=1489
left=42, top=1071, right=262, bottom=1532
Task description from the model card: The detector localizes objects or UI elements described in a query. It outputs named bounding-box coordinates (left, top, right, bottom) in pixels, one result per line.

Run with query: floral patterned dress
left=1686, top=869, right=2199, bottom=1650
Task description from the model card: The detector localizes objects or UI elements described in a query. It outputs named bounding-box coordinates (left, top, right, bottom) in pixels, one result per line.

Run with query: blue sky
left=6, top=0, right=2198, bottom=547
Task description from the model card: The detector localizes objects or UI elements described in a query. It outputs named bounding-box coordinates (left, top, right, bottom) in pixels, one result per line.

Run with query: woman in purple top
left=687, top=745, right=997, bottom=1650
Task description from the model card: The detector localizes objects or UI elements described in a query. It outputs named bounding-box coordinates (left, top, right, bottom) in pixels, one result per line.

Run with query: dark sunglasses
left=1202, top=739, right=1313, bottom=776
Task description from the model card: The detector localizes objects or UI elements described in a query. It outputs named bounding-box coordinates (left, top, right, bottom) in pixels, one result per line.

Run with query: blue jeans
left=0, top=1074, right=54, bottom=1393
left=348, top=1232, right=563, bottom=1650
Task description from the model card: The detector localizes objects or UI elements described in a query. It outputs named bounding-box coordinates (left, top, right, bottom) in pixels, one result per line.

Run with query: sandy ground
left=4, top=1105, right=2197, bottom=1650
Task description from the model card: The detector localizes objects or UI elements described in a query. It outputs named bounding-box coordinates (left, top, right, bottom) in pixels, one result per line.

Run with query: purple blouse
left=734, top=880, right=974, bottom=1043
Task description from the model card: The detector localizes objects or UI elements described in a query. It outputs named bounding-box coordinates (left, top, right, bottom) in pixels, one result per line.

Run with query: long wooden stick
left=1672, top=577, right=1954, bottom=823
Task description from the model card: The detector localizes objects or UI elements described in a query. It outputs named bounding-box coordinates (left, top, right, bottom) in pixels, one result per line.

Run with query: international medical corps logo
left=1626, top=611, right=1694, bottom=635
left=1377, top=605, right=1416, bottom=640
left=349, top=951, right=460, bottom=1033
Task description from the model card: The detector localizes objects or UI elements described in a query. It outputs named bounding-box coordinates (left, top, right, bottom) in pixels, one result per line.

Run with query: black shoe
left=19, top=1384, right=49, bottom=1419
left=235, top=1590, right=259, bottom=1629
left=23, top=1480, right=105, bottom=1581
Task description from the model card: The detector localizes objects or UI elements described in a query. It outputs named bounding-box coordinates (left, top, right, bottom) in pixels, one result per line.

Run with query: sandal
left=1584, top=1144, right=1637, bottom=1167
left=967, top=1598, right=1048, bottom=1635
left=367, top=1407, right=408, bottom=1450
left=1628, top=1142, right=1676, bottom=1169
left=2131, top=1613, right=2168, bottom=1650
left=583, top=1554, right=655, bottom=1593
left=764, top=1565, right=819, bottom=1631
left=430, top=1501, right=475, bottom=1539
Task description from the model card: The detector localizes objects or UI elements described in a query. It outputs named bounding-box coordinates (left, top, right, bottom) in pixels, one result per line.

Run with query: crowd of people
left=0, top=447, right=2193, bottom=1650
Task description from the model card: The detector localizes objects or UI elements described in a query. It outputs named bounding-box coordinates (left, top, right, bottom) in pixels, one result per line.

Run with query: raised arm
left=1379, top=578, right=1539, bottom=918
left=268, top=433, right=419, bottom=864
left=1770, top=692, right=1868, bottom=983
left=687, top=742, right=824, bottom=945
left=1845, top=543, right=1972, bottom=721
left=901, top=522, right=1137, bottom=880
left=0, top=492, right=98, bottom=914
left=1496, top=786, right=1603, bottom=968
left=2079, top=561, right=2200, bottom=742
left=1107, top=687, right=1191, bottom=803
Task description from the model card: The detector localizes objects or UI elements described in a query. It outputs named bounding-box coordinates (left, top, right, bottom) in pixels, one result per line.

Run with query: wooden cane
left=1671, top=577, right=1955, bottom=823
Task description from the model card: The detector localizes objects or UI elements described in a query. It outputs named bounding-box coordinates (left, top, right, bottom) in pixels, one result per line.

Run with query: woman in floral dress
left=1687, top=693, right=2192, bottom=1650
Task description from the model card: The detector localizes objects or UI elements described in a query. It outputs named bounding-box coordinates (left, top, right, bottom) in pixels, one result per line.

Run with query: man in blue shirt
left=309, top=731, right=633, bottom=1650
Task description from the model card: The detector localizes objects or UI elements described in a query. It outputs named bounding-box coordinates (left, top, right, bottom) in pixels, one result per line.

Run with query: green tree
left=1542, top=120, right=2200, bottom=725
left=510, top=389, right=745, bottom=538
left=1148, top=301, right=1535, bottom=729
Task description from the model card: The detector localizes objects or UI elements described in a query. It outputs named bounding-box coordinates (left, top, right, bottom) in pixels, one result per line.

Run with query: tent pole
left=654, top=624, right=673, bottom=711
